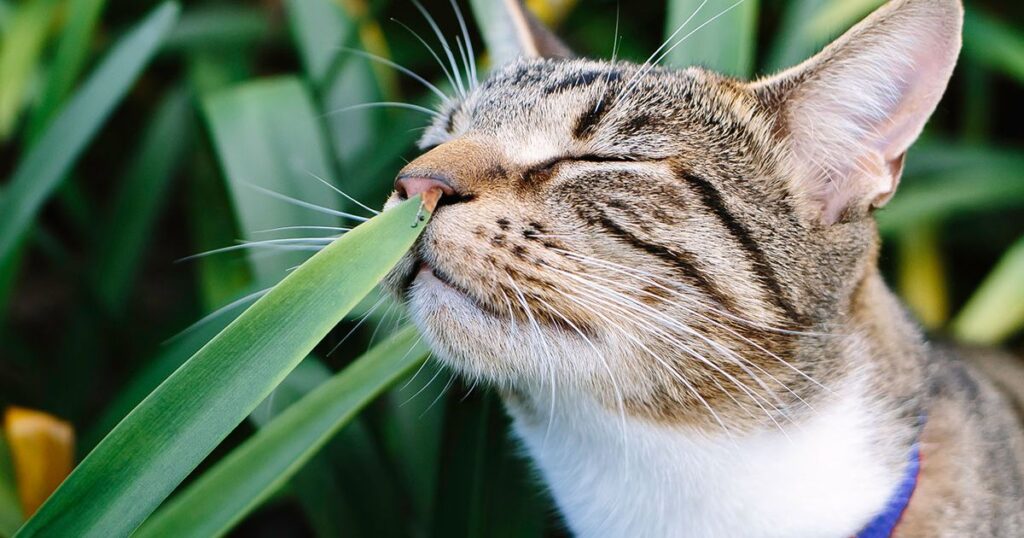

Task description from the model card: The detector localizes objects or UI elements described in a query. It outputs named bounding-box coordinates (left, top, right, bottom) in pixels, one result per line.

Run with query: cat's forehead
left=422, top=58, right=755, bottom=162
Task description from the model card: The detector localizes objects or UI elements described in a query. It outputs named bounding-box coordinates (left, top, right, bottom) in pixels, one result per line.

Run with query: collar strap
left=855, top=441, right=922, bottom=538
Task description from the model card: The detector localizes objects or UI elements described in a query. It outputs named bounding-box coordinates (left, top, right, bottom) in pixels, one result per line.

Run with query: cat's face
left=383, top=0, right=962, bottom=429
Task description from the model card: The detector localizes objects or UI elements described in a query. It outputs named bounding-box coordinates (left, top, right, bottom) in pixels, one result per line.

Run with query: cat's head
left=384, top=0, right=962, bottom=427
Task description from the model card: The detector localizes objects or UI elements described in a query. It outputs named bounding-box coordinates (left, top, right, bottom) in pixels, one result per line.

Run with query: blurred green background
left=0, top=0, right=1021, bottom=535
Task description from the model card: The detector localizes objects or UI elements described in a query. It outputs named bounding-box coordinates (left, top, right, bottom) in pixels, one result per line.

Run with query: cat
left=383, top=0, right=1024, bottom=536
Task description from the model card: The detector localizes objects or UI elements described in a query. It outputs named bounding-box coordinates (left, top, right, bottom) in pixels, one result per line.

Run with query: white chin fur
left=507, top=379, right=899, bottom=538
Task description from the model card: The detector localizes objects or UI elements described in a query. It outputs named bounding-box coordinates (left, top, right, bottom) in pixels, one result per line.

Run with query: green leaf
left=662, top=0, right=759, bottom=78
left=765, top=0, right=881, bottom=71
left=25, top=0, right=107, bottom=141
left=92, top=86, right=193, bottom=313
left=878, top=143, right=1024, bottom=235
left=14, top=196, right=429, bottom=537
left=202, top=77, right=340, bottom=288
left=80, top=308, right=238, bottom=452
left=0, top=0, right=54, bottom=139
left=962, top=9, right=1024, bottom=86
left=284, top=0, right=350, bottom=85
left=163, top=5, right=273, bottom=54
left=137, top=325, right=428, bottom=538
left=951, top=235, right=1024, bottom=344
left=0, top=2, right=180, bottom=266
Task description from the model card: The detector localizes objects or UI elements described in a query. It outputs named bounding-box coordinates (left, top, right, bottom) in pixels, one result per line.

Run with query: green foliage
left=1, top=0, right=1022, bottom=536
left=16, top=196, right=428, bottom=537
left=137, top=325, right=429, bottom=537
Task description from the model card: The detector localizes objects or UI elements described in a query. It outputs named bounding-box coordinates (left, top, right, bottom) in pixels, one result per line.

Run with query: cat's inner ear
left=751, top=0, right=963, bottom=223
left=498, top=0, right=572, bottom=61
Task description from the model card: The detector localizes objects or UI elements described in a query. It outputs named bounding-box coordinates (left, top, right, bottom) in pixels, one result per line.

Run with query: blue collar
left=855, top=442, right=921, bottom=538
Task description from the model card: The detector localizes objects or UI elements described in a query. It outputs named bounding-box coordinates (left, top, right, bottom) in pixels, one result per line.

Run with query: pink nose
left=394, top=176, right=455, bottom=200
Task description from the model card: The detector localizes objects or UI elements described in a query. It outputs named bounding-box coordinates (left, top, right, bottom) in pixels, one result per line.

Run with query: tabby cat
left=383, top=0, right=1024, bottom=536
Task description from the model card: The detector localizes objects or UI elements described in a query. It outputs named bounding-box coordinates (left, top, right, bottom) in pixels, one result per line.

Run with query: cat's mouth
left=397, top=251, right=499, bottom=318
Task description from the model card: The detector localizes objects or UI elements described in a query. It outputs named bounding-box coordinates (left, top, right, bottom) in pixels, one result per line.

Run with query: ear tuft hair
left=752, top=0, right=963, bottom=223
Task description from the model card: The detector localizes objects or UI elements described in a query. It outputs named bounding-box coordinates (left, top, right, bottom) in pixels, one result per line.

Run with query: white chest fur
left=508, top=388, right=901, bottom=538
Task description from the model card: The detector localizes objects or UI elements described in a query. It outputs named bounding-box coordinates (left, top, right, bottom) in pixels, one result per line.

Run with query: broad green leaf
left=14, top=196, right=430, bottom=537
left=25, top=0, right=107, bottom=141
left=284, top=0, right=350, bottom=85
left=248, top=359, right=359, bottom=538
left=765, top=0, right=881, bottom=71
left=952, top=235, right=1024, bottom=344
left=204, top=71, right=356, bottom=535
left=163, top=5, right=273, bottom=54
left=0, top=434, right=21, bottom=537
left=0, top=0, right=54, bottom=139
left=963, top=9, right=1024, bottom=86
left=0, top=2, right=180, bottom=266
left=187, top=147, right=255, bottom=310
left=93, top=87, right=193, bottom=313
left=137, top=325, right=428, bottom=537
left=81, top=308, right=238, bottom=452
left=663, top=0, right=759, bottom=78
left=878, top=143, right=1024, bottom=235
left=203, top=77, right=340, bottom=287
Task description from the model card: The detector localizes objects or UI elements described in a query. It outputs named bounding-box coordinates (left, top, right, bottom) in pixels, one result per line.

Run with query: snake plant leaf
left=136, top=325, right=429, bottom=538
left=203, top=77, right=339, bottom=287
left=0, top=2, right=180, bottom=266
left=14, top=195, right=430, bottom=538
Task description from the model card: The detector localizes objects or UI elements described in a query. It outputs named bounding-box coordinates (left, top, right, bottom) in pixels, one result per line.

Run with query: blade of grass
left=951, top=235, right=1024, bottom=345
left=663, top=0, right=759, bottom=78
left=93, top=86, right=193, bottom=314
left=0, top=2, right=180, bottom=266
left=137, top=325, right=428, bottom=537
left=0, top=0, right=54, bottom=140
left=25, top=0, right=107, bottom=141
left=14, top=195, right=430, bottom=537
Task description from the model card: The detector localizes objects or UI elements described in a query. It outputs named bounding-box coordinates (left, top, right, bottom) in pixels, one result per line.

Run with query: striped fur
left=382, top=0, right=1024, bottom=535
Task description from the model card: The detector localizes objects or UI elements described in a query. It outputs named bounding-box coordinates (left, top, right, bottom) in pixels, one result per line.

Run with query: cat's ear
left=751, top=0, right=962, bottom=223
left=491, top=0, right=573, bottom=63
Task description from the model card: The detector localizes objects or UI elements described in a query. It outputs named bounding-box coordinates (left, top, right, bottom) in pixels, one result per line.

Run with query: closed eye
left=533, top=154, right=640, bottom=172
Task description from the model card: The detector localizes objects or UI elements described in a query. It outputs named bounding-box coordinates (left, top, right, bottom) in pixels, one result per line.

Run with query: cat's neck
left=505, top=272, right=927, bottom=538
